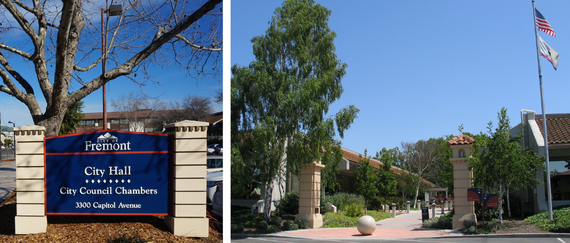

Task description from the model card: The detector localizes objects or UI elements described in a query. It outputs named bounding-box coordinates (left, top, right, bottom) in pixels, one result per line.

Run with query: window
left=85, top=120, right=95, bottom=125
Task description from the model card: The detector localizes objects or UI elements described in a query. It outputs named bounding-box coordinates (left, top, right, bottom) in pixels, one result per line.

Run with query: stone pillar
left=447, top=135, right=477, bottom=229
left=14, top=125, right=47, bottom=234
left=296, top=162, right=325, bottom=228
left=164, top=121, right=209, bottom=237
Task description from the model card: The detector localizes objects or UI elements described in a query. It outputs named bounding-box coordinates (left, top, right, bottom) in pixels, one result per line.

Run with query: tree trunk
left=507, top=187, right=511, bottom=219
left=37, top=110, right=67, bottom=137
left=413, top=177, right=421, bottom=209
left=263, top=183, right=274, bottom=222
left=499, top=184, right=503, bottom=225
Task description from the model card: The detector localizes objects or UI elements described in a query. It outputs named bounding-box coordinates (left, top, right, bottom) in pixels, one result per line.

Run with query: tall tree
left=428, top=136, right=454, bottom=196
left=467, top=108, right=544, bottom=223
left=355, top=150, right=378, bottom=214
left=231, top=0, right=359, bottom=220
left=374, top=147, right=398, bottom=198
left=0, top=0, right=222, bottom=136
left=59, top=98, right=84, bottom=135
left=401, top=139, right=441, bottom=208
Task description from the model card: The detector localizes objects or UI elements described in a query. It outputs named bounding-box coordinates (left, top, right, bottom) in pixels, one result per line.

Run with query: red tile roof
left=536, top=114, right=570, bottom=145
left=447, top=134, right=475, bottom=145
left=341, top=148, right=438, bottom=188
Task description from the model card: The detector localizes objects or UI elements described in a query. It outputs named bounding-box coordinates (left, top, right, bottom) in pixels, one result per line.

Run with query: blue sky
left=0, top=1, right=222, bottom=128
left=231, top=1, right=570, bottom=172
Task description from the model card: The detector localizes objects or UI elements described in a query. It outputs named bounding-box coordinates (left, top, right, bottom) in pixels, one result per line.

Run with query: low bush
left=278, top=191, right=299, bottom=215
left=322, top=210, right=392, bottom=228
left=421, top=212, right=453, bottom=229
left=295, top=219, right=308, bottom=229
left=230, top=224, right=244, bottom=233
left=270, top=216, right=283, bottom=226
left=421, top=216, right=452, bottom=229
left=257, top=220, right=268, bottom=230
left=524, top=206, right=570, bottom=232
left=327, top=193, right=364, bottom=210
left=342, top=201, right=364, bottom=217
left=282, top=220, right=296, bottom=230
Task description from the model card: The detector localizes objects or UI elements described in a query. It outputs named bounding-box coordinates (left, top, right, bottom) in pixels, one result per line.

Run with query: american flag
left=535, top=8, right=556, bottom=37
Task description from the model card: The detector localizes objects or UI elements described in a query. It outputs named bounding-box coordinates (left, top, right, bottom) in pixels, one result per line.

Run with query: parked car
left=207, top=170, right=223, bottom=204
left=212, top=182, right=222, bottom=217
left=207, top=155, right=223, bottom=172
left=207, top=144, right=223, bottom=155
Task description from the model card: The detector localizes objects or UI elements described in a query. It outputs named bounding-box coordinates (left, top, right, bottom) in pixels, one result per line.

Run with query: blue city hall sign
left=44, top=130, right=170, bottom=215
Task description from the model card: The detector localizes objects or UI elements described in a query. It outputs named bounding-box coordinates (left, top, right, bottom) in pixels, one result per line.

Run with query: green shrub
left=463, top=225, right=478, bottom=234
left=257, top=220, right=268, bottom=230
left=295, top=219, right=308, bottom=229
left=485, top=221, right=501, bottom=231
left=421, top=216, right=452, bottom=229
left=328, top=193, right=364, bottom=210
left=524, top=206, right=570, bottom=232
left=282, top=220, right=295, bottom=230
left=342, top=201, right=364, bottom=217
left=462, top=220, right=477, bottom=229
left=270, top=216, right=283, bottom=226
left=290, top=224, right=299, bottom=230
left=279, top=191, right=299, bottom=215
left=231, top=224, right=244, bottom=233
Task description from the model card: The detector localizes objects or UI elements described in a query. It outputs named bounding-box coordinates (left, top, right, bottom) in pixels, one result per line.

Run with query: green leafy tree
left=374, top=147, right=398, bottom=198
left=355, top=150, right=378, bottom=214
left=467, top=107, right=544, bottom=223
left=231, top=0, right=359, bottom=221
left=59, top=99, right=85, bottom=135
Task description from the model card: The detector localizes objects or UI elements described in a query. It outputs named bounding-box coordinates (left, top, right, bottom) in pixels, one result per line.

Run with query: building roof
left=536, top=113, right=570, bottom=145
left=447, top=134, right=475, bottom=145
left=82, top=110, right=222, bottom=126
left=341, top=148, right=438, bottom=188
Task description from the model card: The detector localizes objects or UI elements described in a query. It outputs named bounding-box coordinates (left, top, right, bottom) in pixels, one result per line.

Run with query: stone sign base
left=15, top=216, right=47, bottom=234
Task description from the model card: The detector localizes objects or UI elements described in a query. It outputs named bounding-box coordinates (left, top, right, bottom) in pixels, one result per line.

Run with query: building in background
left=76, top=110, right=222, bottom=145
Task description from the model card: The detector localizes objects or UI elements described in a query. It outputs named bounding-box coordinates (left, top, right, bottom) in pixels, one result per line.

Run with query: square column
left=14, top=125, right=47, bottom=234
left=295, top=162, right=325, bottom=228
left=447, top=135, right=477, bottom=230
left=164, top=121, right=209, bottom=237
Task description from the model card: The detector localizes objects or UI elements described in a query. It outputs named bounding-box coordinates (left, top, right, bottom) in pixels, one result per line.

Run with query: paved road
left=231, top=236, right=570, bottom=243
left=0, top=156, right=15, bottom=203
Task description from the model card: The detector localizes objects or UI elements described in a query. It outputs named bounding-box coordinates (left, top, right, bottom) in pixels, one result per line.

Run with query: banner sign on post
left=44, top=130, right=170, bottom=215
left=467, top=188, right=482, bottom=202
left=483, top=194, right=499, bottom=208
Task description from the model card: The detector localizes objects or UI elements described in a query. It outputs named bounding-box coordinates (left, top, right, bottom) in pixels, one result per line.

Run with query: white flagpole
left=532, top=0, right=553, bottom=220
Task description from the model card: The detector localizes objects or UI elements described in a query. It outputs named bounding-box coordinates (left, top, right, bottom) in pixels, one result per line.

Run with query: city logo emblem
left=84, top=132, right=131, bottom=151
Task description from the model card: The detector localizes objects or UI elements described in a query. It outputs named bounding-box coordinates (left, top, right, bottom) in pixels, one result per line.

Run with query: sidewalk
left=276, top=206, right=459, bottom=239
left=0, top=159, right=16, bottom=203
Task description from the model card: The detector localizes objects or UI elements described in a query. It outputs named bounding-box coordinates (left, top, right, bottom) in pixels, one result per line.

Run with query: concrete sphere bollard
left=356, top=215, right=376, bottom=235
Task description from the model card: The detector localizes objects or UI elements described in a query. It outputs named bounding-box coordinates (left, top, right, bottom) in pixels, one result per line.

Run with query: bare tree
left=0, top=0, right=222, bottom=136
left=401, top=140, right=441, bottom=208
left=111, top=91, right=162, bottom=131
left=156, top=94, right=213, bottom=124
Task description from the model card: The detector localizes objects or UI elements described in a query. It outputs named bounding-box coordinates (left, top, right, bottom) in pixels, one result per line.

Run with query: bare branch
left=0, top=52, right=34, bottom=94
left=175, top=33, right=222, bottom=51
left=0, top=43, right=32, bottom=59
left=0, top=0, right=38, bottom=42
